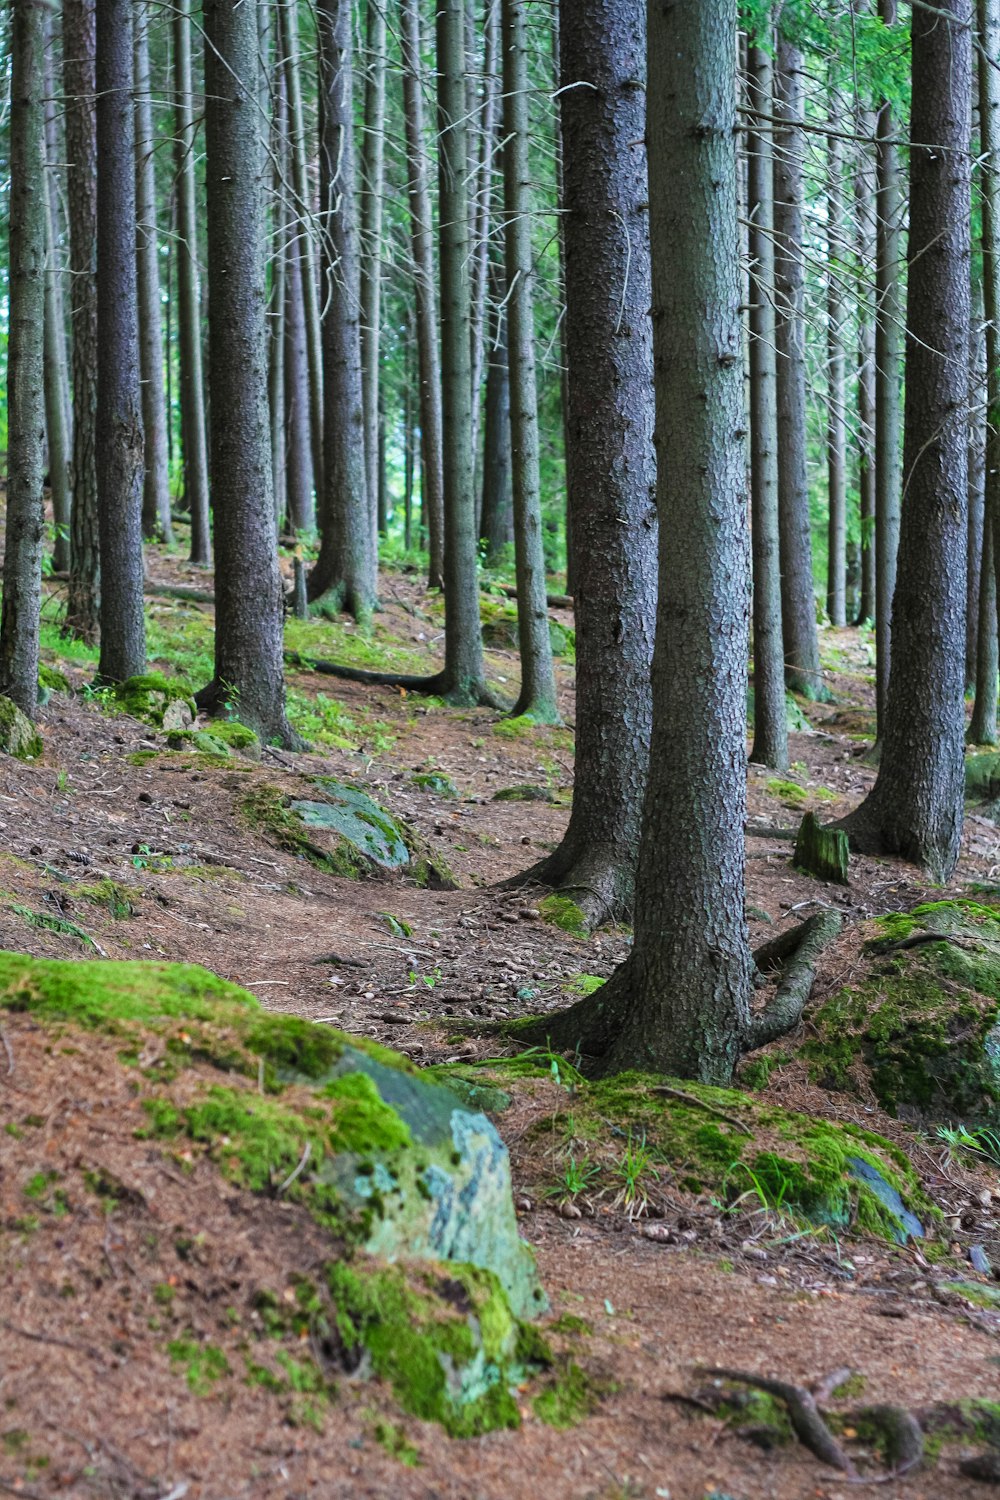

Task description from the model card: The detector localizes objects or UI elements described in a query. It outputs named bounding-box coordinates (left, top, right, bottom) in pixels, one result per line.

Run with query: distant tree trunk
left=42, top=37, right=72, bottom=575
left=269, top=66, right=288, bottom=531
left=199, top=0, right=297, bottom=746
left=173, top=0, right=211, bottom=564
left=855, top=111, right=877, bottom=625
left=279, top=0, right=324, bottom=498
left=500, top=0, right=559, bottom=722
left=400, top=0, right=445, bottom=590
left=481, top=291, right=514, bottom=561
left=360, top=0, right=387, bottom=543
left=134, top=3, right=173, bottom=545
left=95, top=0, right=146, bottom=684
left=747, top=41, right=787, bottom=771
left=284, top=230, right=315, bottom=535
left=874, top=0, right=904, bottom=737
left=63, top=0, right=101, bottom=641
left=826, top=104, right=847, bottom=627
left=1, top=0, right=47, bottom=716
left=552, top=4, right=573, bottom=596
left=507, top=0, right=656, bottom=928
left=310, top=0, right=376, bottom=622
left=968, top=279, right=987, bottom=694
left=436, top=0, right=490, bottom=703
left=774, top=41, right=823, bottom=698
left=535, top=0, right=751, bottom=1079
left=975, top=0, right=1000, bottom=744
left=840, top=0, right=972, bottom=881
left=469, top=0, right=500, bottom=465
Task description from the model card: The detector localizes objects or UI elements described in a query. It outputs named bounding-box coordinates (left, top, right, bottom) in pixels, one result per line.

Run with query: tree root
left=497, top=846, right=634, bottom=931
left=283, top=651, right=508, bottom=708
left=649, top=1086, right=753, bottom=1135
left=746, top=908, right=842, bottom=1051
left=696, top=1366, right=858, bottom=1474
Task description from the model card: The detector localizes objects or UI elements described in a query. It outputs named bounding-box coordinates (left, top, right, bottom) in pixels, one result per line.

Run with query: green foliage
left=167, top=1337, right=231, bottom=1395
left=538, top=895, right=588, bottom=939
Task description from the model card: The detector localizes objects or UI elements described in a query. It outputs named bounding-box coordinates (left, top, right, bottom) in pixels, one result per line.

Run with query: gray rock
left=161, top=698, right=194, bottom=732
left=293, top=779, right=410, bottom=871
left=846, top=1156, right=924, bottom=1243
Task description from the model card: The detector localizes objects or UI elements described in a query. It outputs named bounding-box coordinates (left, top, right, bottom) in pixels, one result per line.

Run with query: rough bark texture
left=96, top=0, right=147, bottom=683
left=501, top=0, right=559, bottom=722
left=134, top=4, right=173, bottom=545
left=201, top=0, right=296, bottom=746
left=284, top=228, right=315, bottom=535
left=173, top=0, right=211, bottom=565
left=774, top=42, right=823, bottom=698
left=978, top=0, right=1000, bottom=744
left=1, top=0, right=47, bottom=716
left=42, top=36, right=72, bottom=575
left=747, top=42, right=788, bottom=771
left=400, top=0, right=445, bottom=590
left=481, top=289, right=514, bottom=563
left=469, top=0, right=500, bottom=468
left=269, top=68, right=288, bottom=531
left=360, top=0, right=387, bottom=542
left=63, top=0, right=101, bottom=641
left=855, top=112, right=877, bottom=626
left=968, top=285, right=987, bottom=695
left=507, top=0, right=656, bottom=926
left=826, top=107, right=847, bottom=628
left=311, top=0, right=376, bottom=621
left=839, top=0, right=972, bottom=881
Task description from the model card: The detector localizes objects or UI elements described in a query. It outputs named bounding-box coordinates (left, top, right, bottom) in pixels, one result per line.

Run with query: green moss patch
left=411, top=771, right=458, bottom=798
left=538, top=895, right=588, bottom=939
left=0, top=696, right=42, bottom=760
left=112, top=673, right=196, bottom=726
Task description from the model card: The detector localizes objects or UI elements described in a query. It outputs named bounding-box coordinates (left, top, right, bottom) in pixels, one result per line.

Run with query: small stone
left=969, top=1244, right=992, bottom=1275
left=977, top=1189, right=994, bottom=1209
left=161, top=698, right=194, bottom=732
left=558, top=1201, right=582, bottom=1219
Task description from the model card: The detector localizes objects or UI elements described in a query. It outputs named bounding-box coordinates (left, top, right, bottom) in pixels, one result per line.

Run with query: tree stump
left=793, top=811, right=849, bottom=884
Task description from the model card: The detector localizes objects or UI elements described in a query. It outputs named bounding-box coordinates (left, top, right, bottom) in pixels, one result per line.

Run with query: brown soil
left=2, top=561, right=1000, bottom=1499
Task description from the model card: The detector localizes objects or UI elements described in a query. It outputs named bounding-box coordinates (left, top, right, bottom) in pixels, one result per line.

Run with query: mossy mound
left=538, top=895, right=588, bottom=938
left=0, top=696, right=42, bottom=760
left=493, top=784, right=560, bottom=804
left=800, top=899, right=1000, bottom=1126
left=37, top=664, right=70, bottom=703
left=411, top=771, right=459, bottom=798
left=112, top=673, right=197, bottom=727
left=166, top=721, right=261, bottom=761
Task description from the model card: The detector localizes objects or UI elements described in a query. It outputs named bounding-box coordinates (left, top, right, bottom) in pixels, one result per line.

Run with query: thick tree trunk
left=200, top=0, right=297, bottom=746
left=134, top=3, right=173, bottom=546
left=826, top=108, right=847, bottom=628
left=774, top=42, right=823, bottom=698
left=63, top=0, right=101, bottom=641
left=501, top=0, right=559, bottom=723
left=173, top=0, right=211, bottom=565
left=96, top=0, right=146, bottom=684
left=400, top=0, right=445, bottom=590
left=839, top=0, right=972, bottom=881
left=360, top=0, right=387, bottom=544
left=506, top=0, right=656, bottom=927
left=855, top=111, right=877, bottom=625
left=1, top=0, right=47, bottom=717
left=977, top=0, right=1000, bottom=745
left=874, top=0, right=904, bottom=736
left=747, top=41, right=788, bottom=771
left=311, top=0, right=376, bottom=622
left=42, top=38, right=72, bottom=575
left=481, top=290, right=514, bottom=563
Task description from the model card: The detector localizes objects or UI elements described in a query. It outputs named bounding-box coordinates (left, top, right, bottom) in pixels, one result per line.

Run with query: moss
left=113, top=673, right=196, bottom=725
left=411, top=771, right=458, bottom=798
left=368, top=1418, right=421, bottom=1467
left=38, top=664, right=70, bottom=694
left=208, top=720, right=260, bottom=754
left=538, top=895, right=588, bottom=939
left=71, top=880, right=136, bottom=919
left=765, top=778, right=808, bottom=806
left=240, top=784, right=367, bottom=880
left=565, top=974, right=606, bottom=997
left=939, top=1280, right=1000, bottom=1309
left=532, top=1359, right=603, bottom=1428
left=0, top=696, right=42, bottom=760
left=715, top=1384, right=794, bottom=1443
left=0, top=953, right=255, bottom=1032
left=493, top=784, right=559, bottom=804
left=167, top=1336, right=231, bottom=1395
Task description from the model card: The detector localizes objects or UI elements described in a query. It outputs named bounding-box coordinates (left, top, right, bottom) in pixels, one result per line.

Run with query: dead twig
left=0, top=1317, right=107, bottom=1363
left=649, top=1085, right=753, bottom=1136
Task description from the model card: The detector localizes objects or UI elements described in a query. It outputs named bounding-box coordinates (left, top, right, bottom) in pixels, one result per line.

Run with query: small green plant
left=167, top=1337, right=230, bottom=1395
left=407, top=966, right=442, bottom=990
left=131, top=844, right=153, bottom=869
left=614, top=1129, right=655, bottom=1217
left=936, top=1122, right=1000, bottom=1168
left=545, top=1153, right=600, bottom=1202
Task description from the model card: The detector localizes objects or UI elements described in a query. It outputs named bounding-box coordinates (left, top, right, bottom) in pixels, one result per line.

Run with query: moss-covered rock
left=411, top=771, right=459, bottom=798
left=0, top=696, right=42, bottom=760
left=112, top=673, right=197, bottom=727
left=293, top=781, right=410, bottom=871
left=801, top=899, right=1000, bottom=1126
left=493, top=784, right=559, bottom=804
left=538, top=895, right=588, bottom=938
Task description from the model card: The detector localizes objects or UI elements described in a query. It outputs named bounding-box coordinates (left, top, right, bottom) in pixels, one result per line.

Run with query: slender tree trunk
left=747, top=41, right=787, bottom=771
left=970, top=513, right=998, bottom=743
left=874, top=0, right=904, bottom=737
left=840, top=0, right=972, bottom=881
left=826, top=104, right=847, bottom=627
left=1, top=0, right=47, bottom=717
left=284, top=230, right=315, bottom=534
left=400, top=0, right=445, bottom=589
left=977, top=0, right=1000, bottom=744
left=134, top=3, right=173, bottom=545
left=42, top=37, right=72, bottom=575
left=63, top=0, right=101, bottom=641
left=552, top=4, right=572, bottom=597
left=506, top=0, right=656, bottom=928
left=968, top=278, right=987, bottom=692
left=469, top=0, right=500, bottom=465
left=96, top=0, right=146, bottom=684
left=360, top=0, right=387, bottom=543
left=269, top=68, right=288, bottom=532
left=774, top=41, right=823, bottom=698
left=174, top=0, right=211, bottom=564
left=436, top=0, right=490, bottom=702
left=500, top=0, right=559, bottom=721
left=200, top=0, right=297, bottom=746
left=311, top=0, right=376, bottom=621
left=855, top=111, right=877, bottom=625
left=481, top=289, right=514, bottom=561
left=279, top=0, right=324, bottom=502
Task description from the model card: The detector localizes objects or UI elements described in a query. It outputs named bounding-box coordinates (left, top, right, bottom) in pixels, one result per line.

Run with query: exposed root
left=745, top=909, right=842, bottom=1052
left=695, top=1367, right=857, bottom=1475
left=497, top=846, right=634, bottom=932
left=284, top=650, right=443, bottom=691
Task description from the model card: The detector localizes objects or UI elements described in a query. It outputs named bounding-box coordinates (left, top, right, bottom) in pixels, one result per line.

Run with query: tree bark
left=42, top=35, right=72, bottom=575
left=469, top=0, right=500, bottom=467
left=747, top=41, right=788, bottom=771
left=360, top=0, right=387, bottom=544
left=826, top=101, right=847, bottom=628
left=310, top=0, right=376, bottom=622
left=500, top=0, right=559, bottom=723
left=1, top=0, right=47, bottom=717
left=481, top=285, right=514, bottom=563
left=134, top=2, right=173, bottom=546
left=855, top=110, right=877, bottom=625
left=284, top=228, right=315, bottom=535
left=774, top=41, right=823, bottom=698
left=96, top=0, right=147, bottom=684
left=977, top=0, right=1000, bottom=745
left=839, top=0, right=972, bottom=882
left=400, top=0, right=445, bottom=590
left=968, top=277, right=987, bottom=694
left=63, top=0, right=101, bottom=641
left=173, top=0, right=211, bottom=564
left=200, top=0, right=297, bottom=746
left=269, top=65, right=288, bottom=532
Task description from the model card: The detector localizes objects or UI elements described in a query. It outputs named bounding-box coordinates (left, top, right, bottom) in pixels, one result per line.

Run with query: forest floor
left=2, top=541, right=1000, bottom=1500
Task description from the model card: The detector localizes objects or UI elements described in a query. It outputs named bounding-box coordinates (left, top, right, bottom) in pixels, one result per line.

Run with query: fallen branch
left=649, top=1085, right=753, bottom=1136
left=746, top=909, right=842, bottom=1051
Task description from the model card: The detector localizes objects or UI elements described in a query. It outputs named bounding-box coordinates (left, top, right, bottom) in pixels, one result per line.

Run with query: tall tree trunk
left=469, top=0, right=500, bottom=466
left=174, top=0, right=211, bottom=564
left=500, top=0, right=559, bottom=722
left=507, top=0, right=656, bottom=928
left=481, top=290, right=514, bottom=562
left=747, top=40, right=787, bottom=771
left=968, top=278, right=987, bottom=693
left=855, top=110, right=877, bottom=625
left=269, top=67, right=288, bottom=532
left=400, top=0, right=445, bottom=590
left=284, top=231, right=315, bottom=534
left=874, top=0, right=904, bottom=737
left=552, top=3, right=572, bottom=597
left=279, top=0, right=324, bottom=503
left=134, top=2, right=173, bottom=545
left=774, top=41, right=823, bottom=698
left=200, top=0, right=296, bottom=746
left=42, top=36, right=72, bottom=575
left=826, top=104, right=847, bottom=627
left=436, top=0, right=490, bottom=702
left=840, top=0, right=972, bottom=881
left=1, top=0, right=47, bottom=717
left=311, top=0, right=376, bottom=622
left=977, top=0, right=1000, bottom=745
left=96, top=0, right=146, bottom=684
left=360, top=0, right=387, bottom=543
left=63, top=0, right=101, bottom=641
